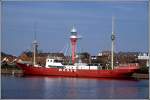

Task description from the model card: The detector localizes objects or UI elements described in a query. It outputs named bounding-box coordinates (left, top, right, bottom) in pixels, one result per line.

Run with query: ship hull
left=16, top=63, right=139, bottom=78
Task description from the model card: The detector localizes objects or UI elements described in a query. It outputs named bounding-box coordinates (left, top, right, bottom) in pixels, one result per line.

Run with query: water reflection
left=1, top=75, right=149, bottom=99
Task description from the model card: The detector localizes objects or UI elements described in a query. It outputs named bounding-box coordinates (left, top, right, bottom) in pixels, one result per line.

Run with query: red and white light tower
left=70, top=26, right=78, bottom=64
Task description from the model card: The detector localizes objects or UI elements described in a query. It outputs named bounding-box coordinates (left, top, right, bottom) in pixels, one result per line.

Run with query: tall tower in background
left=70, top=26, right=78, bottom=64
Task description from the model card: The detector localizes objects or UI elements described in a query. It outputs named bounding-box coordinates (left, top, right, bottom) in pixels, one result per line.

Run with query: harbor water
left=1, top=75, right=149, bottom=99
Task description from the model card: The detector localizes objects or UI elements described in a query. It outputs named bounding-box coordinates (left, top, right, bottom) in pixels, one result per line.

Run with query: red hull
left=16, top=63, right=139, bottom=78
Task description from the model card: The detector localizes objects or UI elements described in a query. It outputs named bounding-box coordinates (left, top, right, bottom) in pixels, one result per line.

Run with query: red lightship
left=16, top=18, right=139, bottom=78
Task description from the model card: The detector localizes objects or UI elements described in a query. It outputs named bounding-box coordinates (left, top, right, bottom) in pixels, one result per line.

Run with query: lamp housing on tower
left=71, top=26, right=77, bottom=35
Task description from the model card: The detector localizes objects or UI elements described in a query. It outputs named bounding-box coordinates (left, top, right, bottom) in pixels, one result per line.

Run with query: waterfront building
left=138, top=53, right=149, bottom=67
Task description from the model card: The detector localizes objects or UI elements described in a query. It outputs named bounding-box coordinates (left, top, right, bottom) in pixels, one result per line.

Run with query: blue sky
left=2, top=1, right=149, bottom=56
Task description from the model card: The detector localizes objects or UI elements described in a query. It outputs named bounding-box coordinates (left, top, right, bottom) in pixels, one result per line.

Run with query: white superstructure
left=45, top=57, right=101, bottom=70
left=138, top=53, right=149, bottom=60
left=45, top=58, right=64, bottom=68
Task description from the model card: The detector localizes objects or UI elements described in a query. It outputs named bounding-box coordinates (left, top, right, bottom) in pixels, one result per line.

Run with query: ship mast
left=148, top=1, right=150, bottom=67
left=111, top=16, right=115, bottom=70
left=32, top=23, right=38, bottom=66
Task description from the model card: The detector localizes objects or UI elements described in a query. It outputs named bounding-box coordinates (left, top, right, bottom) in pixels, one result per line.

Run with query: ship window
left=54, top=60, right=60, bottom=62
